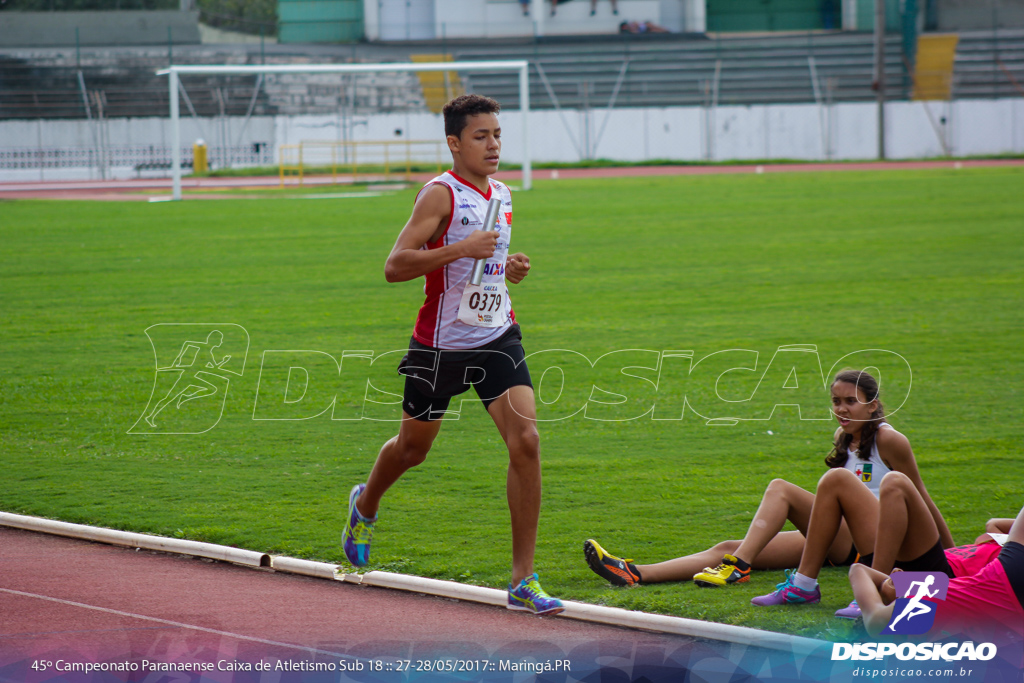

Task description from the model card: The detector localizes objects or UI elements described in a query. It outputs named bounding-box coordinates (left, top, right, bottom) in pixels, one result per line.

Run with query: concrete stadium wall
left=1, top=98, right=1021, bottom=181
left=295, top=98, right=1024, bottom=163
left=0, top=11, right=201, bottom=48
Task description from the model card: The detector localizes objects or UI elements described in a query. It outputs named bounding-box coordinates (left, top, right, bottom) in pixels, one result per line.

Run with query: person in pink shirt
left=850, top=502, right=1023, bottom=645
left=805, top=469, right=1014, bottom=618
left=944, top=528, right=1009, bottom=577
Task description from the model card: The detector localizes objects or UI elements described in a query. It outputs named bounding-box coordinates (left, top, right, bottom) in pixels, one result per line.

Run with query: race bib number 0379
left=457, top=282, right=506, bottom=327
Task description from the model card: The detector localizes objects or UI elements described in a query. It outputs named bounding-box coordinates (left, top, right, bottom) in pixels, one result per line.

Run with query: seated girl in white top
left=583, top=370, right=952, bottom=617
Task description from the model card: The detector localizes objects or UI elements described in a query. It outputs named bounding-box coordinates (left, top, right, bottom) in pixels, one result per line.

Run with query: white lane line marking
left=1, top=625, right=170, bottom=639
left=0, top=587, right=357, bottom=660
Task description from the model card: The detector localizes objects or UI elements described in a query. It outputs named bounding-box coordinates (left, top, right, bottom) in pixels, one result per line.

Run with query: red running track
left=0, top=526, right=724, bottom=683
left=1, top=159, right=1021, bottom=200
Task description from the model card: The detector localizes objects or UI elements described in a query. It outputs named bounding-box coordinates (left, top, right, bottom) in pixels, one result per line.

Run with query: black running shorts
left=999, top=541, right=1024, bottom=609
left=827, top=544, right=863, bottom=568
left=399, top=324, right=533, bottom=422
left=894, top=539, right=955, bottom=578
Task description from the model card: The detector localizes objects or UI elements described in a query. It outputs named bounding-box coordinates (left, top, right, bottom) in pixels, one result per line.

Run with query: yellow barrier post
left=192, top=139, right=208, bottom=174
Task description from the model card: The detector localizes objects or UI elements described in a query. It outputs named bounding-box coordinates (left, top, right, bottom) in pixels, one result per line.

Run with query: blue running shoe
left=342, top=483, right=376, bottom=567
left=508, top=573, right=564, bottom=616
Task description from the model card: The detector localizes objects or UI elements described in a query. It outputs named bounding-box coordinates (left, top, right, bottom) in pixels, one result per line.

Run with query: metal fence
left=2, top=1, right=275, bottom=34
left=0, top=143, right=273, bottom=178
left=2, top=0, right=177, bottom=9
left=278, top=139, right=445, bottom=185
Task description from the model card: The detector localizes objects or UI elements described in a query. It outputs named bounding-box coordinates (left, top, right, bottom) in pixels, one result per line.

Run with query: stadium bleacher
left=0, top=29, right=1021, bottom=121
left=455, top=30, right=1024, bottom=108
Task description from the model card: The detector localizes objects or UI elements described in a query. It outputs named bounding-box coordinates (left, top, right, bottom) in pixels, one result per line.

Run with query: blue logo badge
left=884, top=572, right=949, bottom=635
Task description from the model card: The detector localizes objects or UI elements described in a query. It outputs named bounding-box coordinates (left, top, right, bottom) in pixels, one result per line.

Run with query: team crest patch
left=855, top=462, right=873, bottom=482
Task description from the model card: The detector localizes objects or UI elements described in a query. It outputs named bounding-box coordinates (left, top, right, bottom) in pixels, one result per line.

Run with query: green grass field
left=1, top=167, right=1022, bottom=640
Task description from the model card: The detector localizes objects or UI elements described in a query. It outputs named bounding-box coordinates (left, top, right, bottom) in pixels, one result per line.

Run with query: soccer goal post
left=157, top=61, right=532, bottom=200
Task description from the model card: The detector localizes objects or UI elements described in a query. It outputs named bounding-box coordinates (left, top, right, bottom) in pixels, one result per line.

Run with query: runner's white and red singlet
left=412, top=171, right=516, bottom=350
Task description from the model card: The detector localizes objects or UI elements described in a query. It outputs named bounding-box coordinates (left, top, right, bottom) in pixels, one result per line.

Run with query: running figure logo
left=884, top=572, right=950, bottom=635
left=129, top=324, right=249, bottom=434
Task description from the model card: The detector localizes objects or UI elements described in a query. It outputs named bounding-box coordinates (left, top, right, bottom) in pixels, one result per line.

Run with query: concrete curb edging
left=558, top=602, right=823, bottom=655
left=2, top=513, right=829, bottom=658
left=351, top=571, right=509, bottom=607
left=269, top=555, right=339, bottom=580
left=0, top=512, right=269, bottom=568
left=341, top=570, right=826, bottom=656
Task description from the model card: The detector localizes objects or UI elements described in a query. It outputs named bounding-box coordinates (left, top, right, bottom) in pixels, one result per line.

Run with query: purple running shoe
left=750, top=570, right=821, bottom=606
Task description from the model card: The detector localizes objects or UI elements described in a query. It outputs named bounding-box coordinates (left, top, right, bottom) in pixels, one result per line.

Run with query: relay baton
left=469, top=196, right=504, bottom=286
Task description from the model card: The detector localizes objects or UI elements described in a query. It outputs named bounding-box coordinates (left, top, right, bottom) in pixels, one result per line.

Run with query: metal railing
left=278, top=139, right=445, bottom=186
left=2, top=0, right=176, bottom=9
left=0, top=143, right=273, bottom=177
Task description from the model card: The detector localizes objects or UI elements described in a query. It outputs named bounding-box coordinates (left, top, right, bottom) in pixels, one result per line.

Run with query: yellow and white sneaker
left=693, top=554, right=751, bottom=587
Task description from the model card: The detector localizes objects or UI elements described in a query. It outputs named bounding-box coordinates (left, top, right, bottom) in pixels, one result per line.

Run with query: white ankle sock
left=792, top=572, right=818, bottom=591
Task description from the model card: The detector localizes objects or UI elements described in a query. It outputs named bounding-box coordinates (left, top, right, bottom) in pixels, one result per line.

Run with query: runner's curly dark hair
left=443, top=94, right=501, bottom=138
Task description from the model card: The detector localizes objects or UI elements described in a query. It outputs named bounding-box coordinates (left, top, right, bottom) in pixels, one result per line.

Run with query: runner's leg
left=1009, top=506, right=1024, bottom=545
left=871, top=472, right=940, bottom=574
left=732, top=479, right=818, bottom=564
left=356, top=413, right=442, bottom=518
left=797, top=468, right=878, bottom=579
left=487, top=384, right=541, bottom=586
left=637, top=532, right=811, bottom=582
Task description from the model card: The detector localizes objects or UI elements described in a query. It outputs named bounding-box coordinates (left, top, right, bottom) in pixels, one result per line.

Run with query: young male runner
left=341, top=94, right=563, bottom=616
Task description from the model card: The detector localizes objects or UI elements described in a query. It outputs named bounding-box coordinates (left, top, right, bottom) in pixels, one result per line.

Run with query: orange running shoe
left=584, top=539, right=641, bottom=587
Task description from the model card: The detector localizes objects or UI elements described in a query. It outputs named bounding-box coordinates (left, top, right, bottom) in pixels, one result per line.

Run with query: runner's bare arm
left=975, top=517, right=1014, bottom=543
left=849, top=563, right=896, bottom=636
left=876, top=428, right=955, bottom=549
left=505, top=253, right=531, bottom=284
left=385, top=184, right=498, bottom=283
left=984, top=518, right=1014, bottom=534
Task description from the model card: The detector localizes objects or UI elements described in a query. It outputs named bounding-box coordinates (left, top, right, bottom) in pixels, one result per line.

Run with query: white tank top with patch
left=843, top=422, right=893, bottom=497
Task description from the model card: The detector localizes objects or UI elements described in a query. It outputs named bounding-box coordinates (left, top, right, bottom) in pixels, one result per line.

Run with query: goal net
left=159, top=61, right=533, bottom=200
